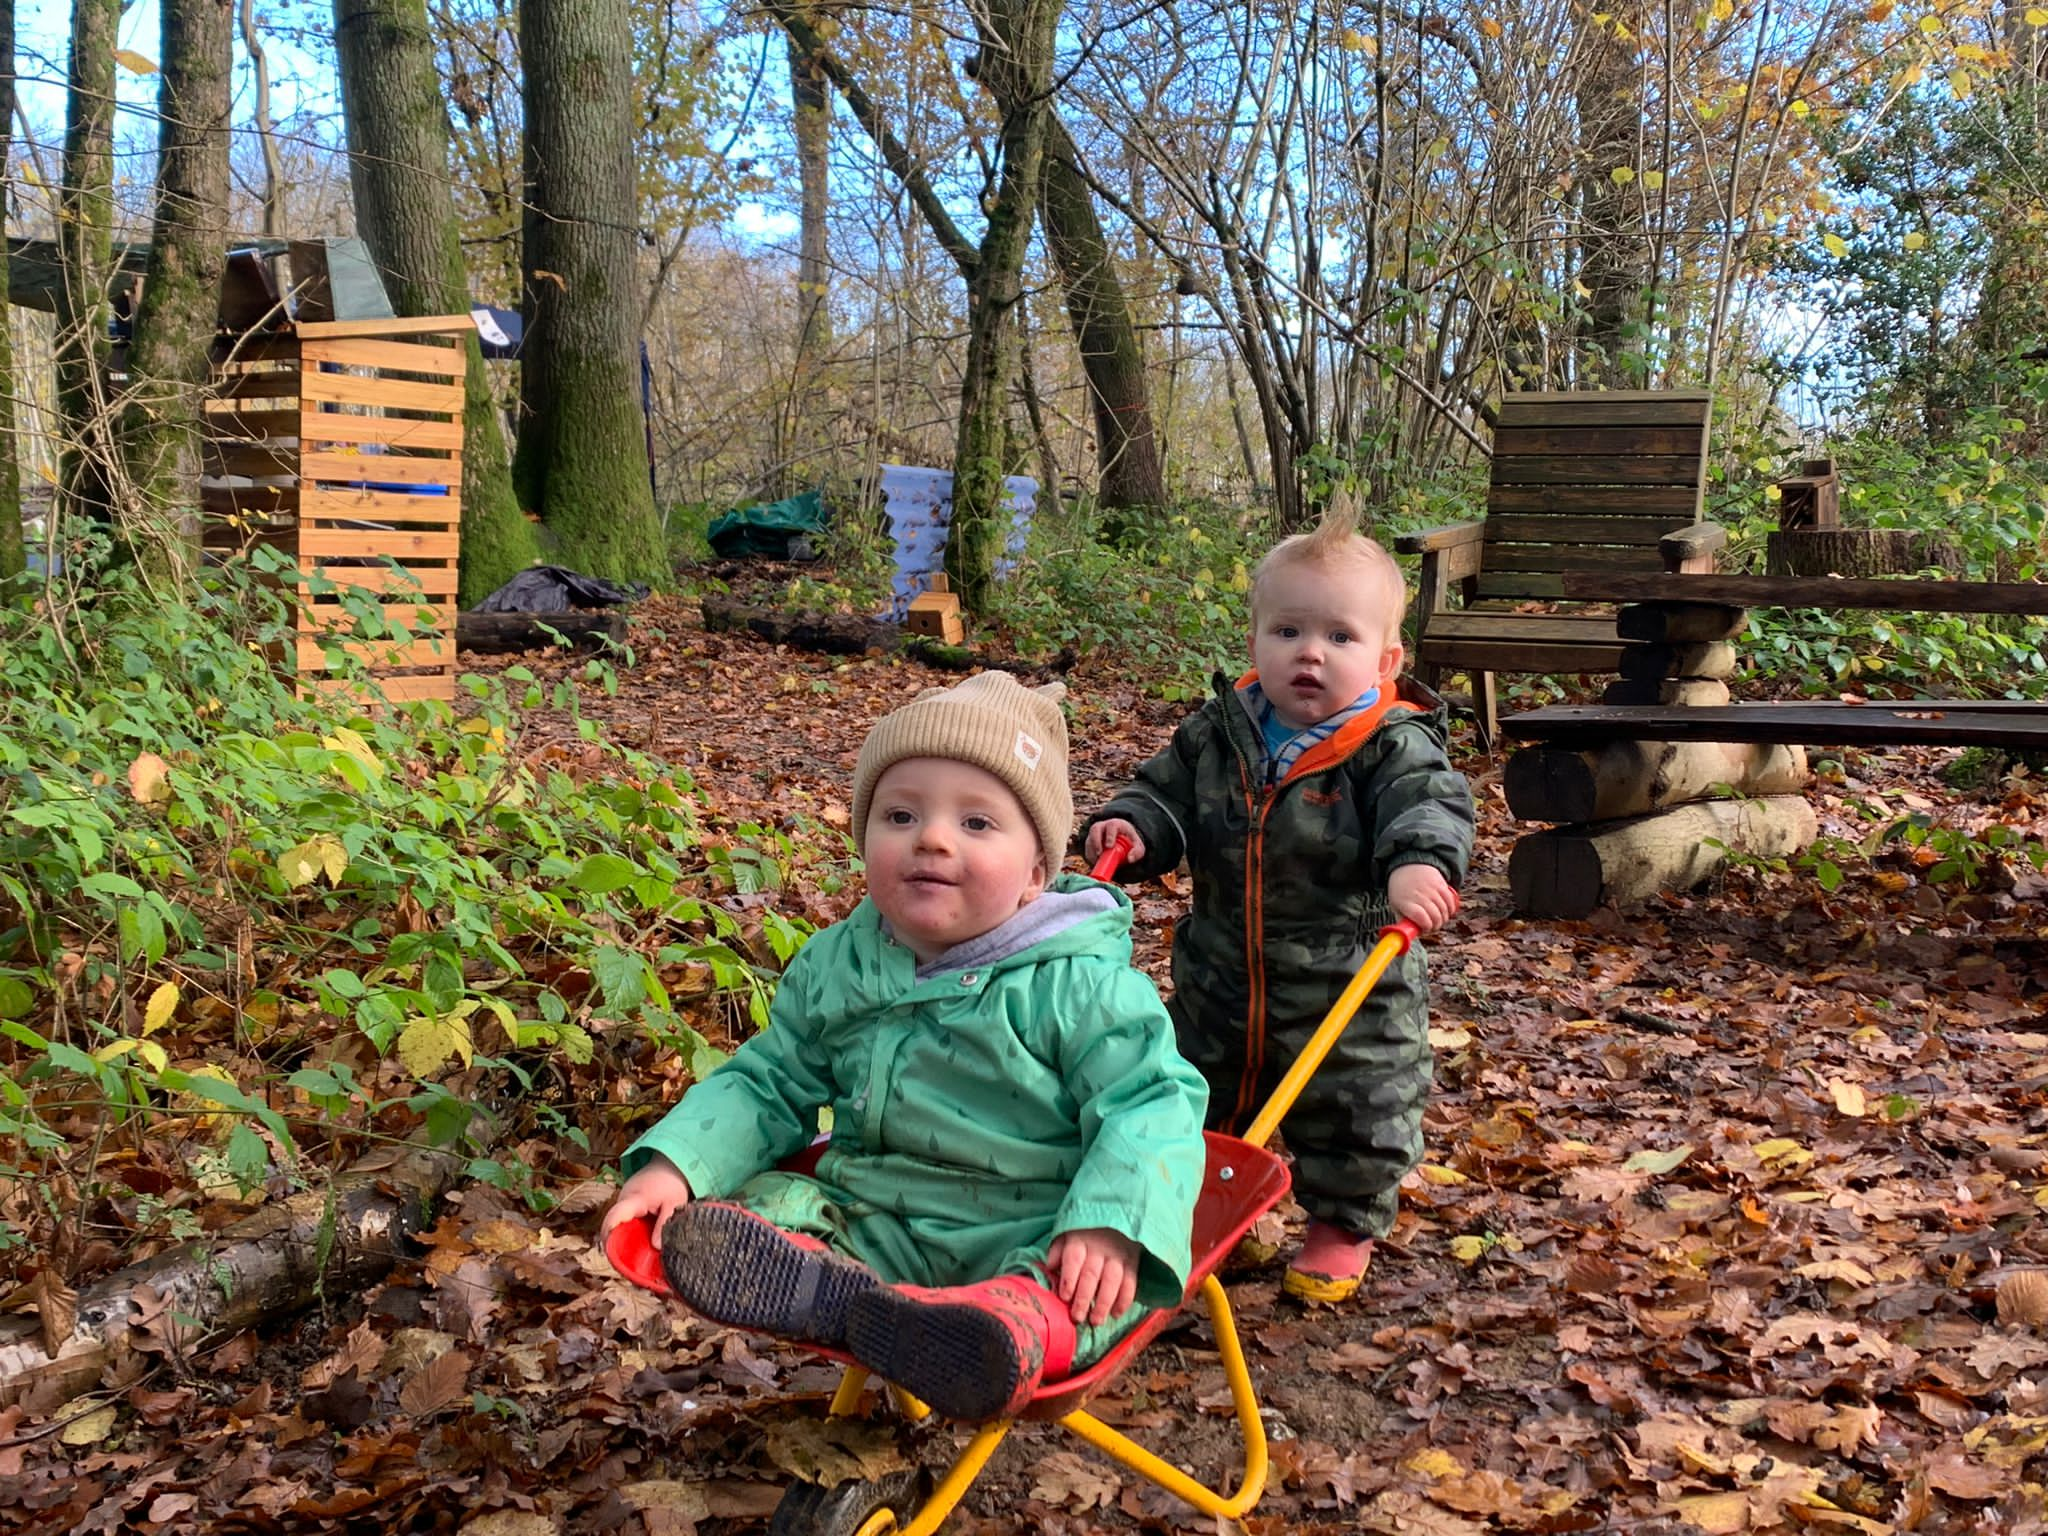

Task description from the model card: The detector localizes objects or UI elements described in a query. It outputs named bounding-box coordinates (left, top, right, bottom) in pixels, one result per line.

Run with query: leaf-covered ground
left=5, top=594, right=2046, bottom=1535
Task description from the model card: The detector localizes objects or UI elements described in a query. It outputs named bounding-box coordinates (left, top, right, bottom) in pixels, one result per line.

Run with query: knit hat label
left=1014, top=730, right=1043, bottom=771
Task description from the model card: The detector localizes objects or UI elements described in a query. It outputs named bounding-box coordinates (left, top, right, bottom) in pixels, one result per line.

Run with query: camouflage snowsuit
left=1084, top=673, right=1474, bottom=1237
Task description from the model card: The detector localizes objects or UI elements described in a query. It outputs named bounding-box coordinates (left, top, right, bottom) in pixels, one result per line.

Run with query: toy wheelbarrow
left=606, top=835, right=1443, bottom=1535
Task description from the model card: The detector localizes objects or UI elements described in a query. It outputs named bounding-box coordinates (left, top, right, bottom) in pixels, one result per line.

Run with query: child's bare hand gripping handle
left=1387, top=864, right=1459, bottom=936
left=1085, top=821, right=1144, bottom=869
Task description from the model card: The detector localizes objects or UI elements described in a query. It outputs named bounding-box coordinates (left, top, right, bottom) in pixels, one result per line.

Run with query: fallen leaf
left=1030, top=1449, right=1121, bottom=1510
left=58, top=1403, right=117, bottom=1445
left=397, top=1346, right=472, bottom=1418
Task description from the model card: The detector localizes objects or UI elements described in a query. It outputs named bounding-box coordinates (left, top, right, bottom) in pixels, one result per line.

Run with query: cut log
left=457, top=609, right=626, bottom=653
left=1603, top=678, right=1733, bottom=707
left=1615, top=603, right=1748, bottom=643
left=1618, top=641, right=1738, bottom=682
left=1505, top=740, right=1810, bottom=823
left=1765, top=528, right=1965, bottom=579
left=1508, top=795, right=1818, bottom=918
left=0, top=1141, right=462, bottom=1412
left=697, top=593, right=1074, bottom=676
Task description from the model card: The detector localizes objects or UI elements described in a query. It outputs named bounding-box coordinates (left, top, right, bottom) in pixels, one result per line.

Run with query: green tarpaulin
left=706, top=489, right=828, bottom=558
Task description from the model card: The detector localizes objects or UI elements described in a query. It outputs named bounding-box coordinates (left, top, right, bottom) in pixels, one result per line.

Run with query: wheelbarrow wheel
left=768, top=1467, right=931, bottom=1536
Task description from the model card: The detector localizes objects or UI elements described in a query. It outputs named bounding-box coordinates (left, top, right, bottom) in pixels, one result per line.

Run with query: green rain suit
left=623, top=876, right=1210, bottom=1362
left=1082, top=672, right=1474, bottom=1238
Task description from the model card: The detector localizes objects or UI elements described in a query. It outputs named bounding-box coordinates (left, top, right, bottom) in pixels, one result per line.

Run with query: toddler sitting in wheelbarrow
left=599, top=671, right=1209, bottom=1422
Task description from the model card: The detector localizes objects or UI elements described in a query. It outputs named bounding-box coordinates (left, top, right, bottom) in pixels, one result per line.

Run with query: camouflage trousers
left=1171, top=945, right=1432, bottom=1238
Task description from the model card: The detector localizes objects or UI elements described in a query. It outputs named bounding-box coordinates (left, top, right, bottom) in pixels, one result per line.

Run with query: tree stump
left=1508, top=795, right=1818, bottom=918
left=1505, top=739, right=1810, bottom=823
left=1765, top=528, right=1965, bottom=579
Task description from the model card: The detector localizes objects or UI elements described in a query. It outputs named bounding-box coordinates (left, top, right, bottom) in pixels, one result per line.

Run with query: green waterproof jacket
left=623, top=876, right=1210, bottom=1308
left=1084, top=672, right=1475, bottom=1130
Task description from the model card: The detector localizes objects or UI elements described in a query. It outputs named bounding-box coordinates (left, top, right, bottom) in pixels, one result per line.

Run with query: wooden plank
left=300, top=370, right=462, bottom=414
left=297, top=412, right=464, bottom=451
left=299, top=451, right=461, bottom=490
left=293, top=314, right=475, bottom=340
left=204, top=406, right=301, bottom=440
left=1501, top=702, right=2048, bottom=748
left=1482, top=544, right=1676, bottom=576
left=1421, top=611, right=1626, bottom=644
left=1488, top=485, right=1703, bottom=515
left=1474, top=572, right=1569, bottom=600
left=1493, top=425, right=1707, bottom=458
left=1485, top=514, right=1682, bottom=545
left=296, top=601, right=456, bottom=633
left=295, top=525, right=459, bottom=560
left=202, top=445, right=296, bottom=479
left=1422, top=637, right=1629, bottom=673
left=302, top=671, right=459, bottom=705
left=298, top=336, right=466, bottom=377
left=296, top=635, right=456, bottom=671
left=213, top=367, right=300, bottom=401
left=301, top=563, right=460, bottom=599
left=202, top=484, right=297, bottom=516
left=1495, top=396, right=1710, bottom=430
left=1559, top=572, right=2048, bottom=615
left=300, top=488, right=461, bottom=524
left=1490, top=454, right=1709, bottom=487
left=210, top=334, right=301, bottom=366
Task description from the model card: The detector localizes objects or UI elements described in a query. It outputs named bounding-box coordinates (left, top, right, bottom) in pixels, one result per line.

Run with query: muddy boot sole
left=843, top=1288, right=1029, bottom=1422
left=660, top=1202, right=877, bottom=1347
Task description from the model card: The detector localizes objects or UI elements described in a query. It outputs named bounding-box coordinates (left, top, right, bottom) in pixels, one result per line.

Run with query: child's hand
left=1084, top=819, right=1146, bottom=866
left=1388, top=864, right=1458, bottom=935
left=1047, top=1227, right=1141, bottom=1326
left=599, top=1155, right=694, bottom=1248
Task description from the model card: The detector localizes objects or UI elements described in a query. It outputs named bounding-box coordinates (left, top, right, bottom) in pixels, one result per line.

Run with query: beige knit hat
left=851, top=671, right=1072, bottom=864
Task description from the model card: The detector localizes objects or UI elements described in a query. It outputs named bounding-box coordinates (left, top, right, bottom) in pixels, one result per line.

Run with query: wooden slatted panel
left=1493, top=425, right=1707, bottom=458
left=301, top=488, right=461, bottom=525
left=301, top=562, right=460, bottom=600
left=1488, top=485, right=1704, bottom=515
left=306, top=672, right=459, bottom=703
left=298, top=336, right=466, bottom=377
left=299, top=451, right=461, bottom=490
left=1492, top=391, right=1711, bottom=429
left=296, top=525, right=459, bottom=561
left=1485, top=515, right=1675, bottom=544
left=203, top=444, right=297, bottom=479
left=1489, top=453, right=1708, bottom=488
left=214, top=367, right=301, bottom=402
left=297, top=599, right=457, bottom=632
left=300, top=369, right=463, bottom=414
left=204, top=405, right=300, bottom=439
left=297, top=412, right=464, bottom=451
left=295, top=635, right=455, bottom=672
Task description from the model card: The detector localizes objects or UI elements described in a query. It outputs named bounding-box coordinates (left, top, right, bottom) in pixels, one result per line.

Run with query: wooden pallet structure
left=202, top=314, right=472, bottom=704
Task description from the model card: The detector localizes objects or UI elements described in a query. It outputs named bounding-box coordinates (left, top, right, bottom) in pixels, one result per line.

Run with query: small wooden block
left=906, top=590, right=964, bottom=643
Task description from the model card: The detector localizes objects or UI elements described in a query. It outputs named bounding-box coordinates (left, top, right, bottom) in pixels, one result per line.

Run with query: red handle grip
left=1376, top=888, right=1459, bottom=955
left=1089, top=834, right=1134, bottom=881
left=605, top=1215, right=670, bottom=1295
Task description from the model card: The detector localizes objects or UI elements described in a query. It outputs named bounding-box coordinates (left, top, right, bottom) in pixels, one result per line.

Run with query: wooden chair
left=1394, top=389, right=1725, bottom=748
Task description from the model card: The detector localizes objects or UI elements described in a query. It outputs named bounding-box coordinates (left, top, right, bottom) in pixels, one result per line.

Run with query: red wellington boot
left=1283, top=1221, right=1375, bottom=1304
left=843, top=1274, right=1077, bottom=1422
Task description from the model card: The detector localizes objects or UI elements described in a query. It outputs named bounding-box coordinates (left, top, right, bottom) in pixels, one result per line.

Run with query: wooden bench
left=1394, top=389, right=1727, bottom=748
left=1495, top=573, right=2048, bottom=915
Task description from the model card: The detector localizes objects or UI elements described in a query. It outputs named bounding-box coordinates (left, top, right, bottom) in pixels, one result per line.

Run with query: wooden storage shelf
left=203, top=315, right=473, bottom=704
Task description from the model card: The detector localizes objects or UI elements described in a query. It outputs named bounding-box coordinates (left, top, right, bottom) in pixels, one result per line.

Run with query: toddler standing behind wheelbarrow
left=600, top=672, right=1208, bottom=1422
left=1084, top=505, right=1474, bottom=1303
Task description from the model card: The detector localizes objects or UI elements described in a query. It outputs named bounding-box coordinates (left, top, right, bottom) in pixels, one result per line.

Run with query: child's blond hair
left=1249, top=494, right=1406, bottom=644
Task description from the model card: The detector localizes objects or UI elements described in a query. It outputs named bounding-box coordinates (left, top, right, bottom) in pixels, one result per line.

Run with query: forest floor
left=5, top=588, right=2047, bottom=1536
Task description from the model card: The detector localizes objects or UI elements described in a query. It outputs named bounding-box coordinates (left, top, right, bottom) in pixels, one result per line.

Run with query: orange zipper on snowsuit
left=1221, top=674, right=1407, bottom=1132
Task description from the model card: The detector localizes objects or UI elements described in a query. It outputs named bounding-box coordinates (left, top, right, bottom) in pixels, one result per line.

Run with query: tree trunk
left=239, top=0, right=288, bottom=238
left=0, top=0, right=20, bottom=581
left=784, top=25, right=832, bottom=496
left=1573, top=12, right=1649, bottom=386
left=1038, top=114, right=1164, bottom=514
left=456, top=608, right=624, bottom=652
left=334, top=0, right=539, bottom=608
left=514, top=0, right=666, bottom=586
left=0, top=1139, right=465, bottom=1413
left=122, top=0, right=234, bottom=577
left=947, top=0, right=1059, bottom=612
left=1505, top=740, right=1810, bottom=823
left=1508, top=795, right=1818, bottom=918
left=1764, top=528, right=1966, bottom=579
left=55, top=0, right=120, bottom=531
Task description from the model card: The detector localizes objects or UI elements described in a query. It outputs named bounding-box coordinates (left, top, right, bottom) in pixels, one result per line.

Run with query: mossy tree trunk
left=1038, top=114, right=1163, bottom=515
left=123, top=0, right=233, bottom=579
left=946, top=0, right=1058, bottom=612
left=513, top=0, right=665, bottom=586
left=55, top=0, right=120, bottom=532
left=334, top=0, right=539, bottom=608
left=0, top=0, right=21, bottom=581
left=786, top=25, right=832, bottom=493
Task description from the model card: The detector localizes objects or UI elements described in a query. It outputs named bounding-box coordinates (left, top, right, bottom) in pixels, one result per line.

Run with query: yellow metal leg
left=829, top=1366, right=872, bottom=1417
left=894, top=1421, right=1013, bottom=1536
left=1059, top=1275, right=1268, bottom=1519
